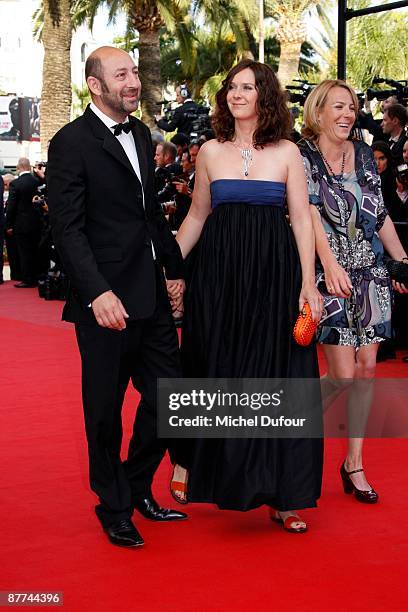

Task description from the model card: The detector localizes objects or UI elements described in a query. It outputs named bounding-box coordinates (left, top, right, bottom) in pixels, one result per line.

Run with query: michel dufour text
left=167, top=390, right=307, bottom=429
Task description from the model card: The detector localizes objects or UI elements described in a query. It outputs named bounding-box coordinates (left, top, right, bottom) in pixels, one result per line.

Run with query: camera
left=32, top=183, right=48, bottom=212
left=396, top=163, right=408, bottom=184
left=286, top=80, right=315, bottom=106
left=188, top=106, right=212, bottom=139
left=156, top=100, right=176, bottom=123
left=157, top=172, right=185, bottom=203
left=366, top=78, right=408, bottom=105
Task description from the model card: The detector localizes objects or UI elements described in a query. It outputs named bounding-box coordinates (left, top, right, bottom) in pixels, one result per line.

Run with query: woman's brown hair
left=211, top=59, right=291, bottom=148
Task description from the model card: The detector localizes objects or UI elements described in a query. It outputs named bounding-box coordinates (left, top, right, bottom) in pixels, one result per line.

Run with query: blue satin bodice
left=210, top=179, right=286, bottom=209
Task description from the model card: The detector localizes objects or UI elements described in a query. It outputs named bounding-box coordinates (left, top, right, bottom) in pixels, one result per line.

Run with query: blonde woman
left=298, top=80, right=408, bottom=503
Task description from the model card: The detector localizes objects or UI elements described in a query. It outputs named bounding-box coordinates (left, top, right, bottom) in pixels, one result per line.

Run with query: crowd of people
left=0, top=159, right=50, bottom=287
left=1, top=45, right=408, bottom=548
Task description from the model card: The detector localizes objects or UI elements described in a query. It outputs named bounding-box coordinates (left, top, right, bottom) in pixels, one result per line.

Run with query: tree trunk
left=276, top=17, right=306, bottom=87
left=138, top=28, right=162, bottom=129
left=277, top=39, right=303, bottom=87
left=40, top=0, right=72, bottom=159
left=243, top=19, right=256, bottom=60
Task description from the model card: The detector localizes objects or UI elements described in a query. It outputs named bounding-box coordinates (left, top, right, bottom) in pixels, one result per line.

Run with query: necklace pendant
left=240, top=146, right=253, bottom=178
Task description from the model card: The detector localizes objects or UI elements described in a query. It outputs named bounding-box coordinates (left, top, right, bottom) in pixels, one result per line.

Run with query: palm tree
left=342, top=4, right=408, bottom=90
left=73, top=0, right=193, bottom=128
left=160, top=0, right=258, bottom=99
left=74, top=0, right=257, bottom=126
left=72, top=83, right=91, bottom=117
left=38, top=0, right=73, bottom=158
left=265, top=0, right=330, bottom=87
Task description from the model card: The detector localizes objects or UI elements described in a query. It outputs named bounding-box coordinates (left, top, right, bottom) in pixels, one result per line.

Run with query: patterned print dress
left=299, top=139, right=392, bottom=347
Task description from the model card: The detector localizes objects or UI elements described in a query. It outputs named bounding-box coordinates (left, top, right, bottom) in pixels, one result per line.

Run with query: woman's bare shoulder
left=196, top=140, right=228, bottom=170
left=275, top=139, right=300, bottom=154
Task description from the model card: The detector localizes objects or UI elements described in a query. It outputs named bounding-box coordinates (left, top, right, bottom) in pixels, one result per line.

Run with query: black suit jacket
left=389, top=132, right=407, bottom=168
left=156, top=100, right=200, bottom=136
left=47, top=105, right=183, bottom=324
left=5, top=173, right=40, bottom=234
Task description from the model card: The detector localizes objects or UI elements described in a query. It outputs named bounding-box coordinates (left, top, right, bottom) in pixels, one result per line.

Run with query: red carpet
left=0, top=280, right=407, bottom=611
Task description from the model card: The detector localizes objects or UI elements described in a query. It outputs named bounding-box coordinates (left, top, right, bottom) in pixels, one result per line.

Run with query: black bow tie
left=112, top=122, right=132, bottom=136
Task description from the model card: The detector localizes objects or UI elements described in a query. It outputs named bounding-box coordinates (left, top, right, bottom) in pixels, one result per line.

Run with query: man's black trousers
left=75, top=270, right=181, bottom=528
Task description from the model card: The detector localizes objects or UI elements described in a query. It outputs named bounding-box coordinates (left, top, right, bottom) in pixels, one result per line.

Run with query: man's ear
left=87, top=76, right=101, bottom=97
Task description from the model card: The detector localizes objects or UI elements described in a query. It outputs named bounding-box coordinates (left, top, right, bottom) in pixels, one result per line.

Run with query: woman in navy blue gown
left=170, top=60, right=324, bottom=532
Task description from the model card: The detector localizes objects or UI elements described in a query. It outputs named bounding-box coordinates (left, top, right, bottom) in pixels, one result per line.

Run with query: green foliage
left=346, top=10, right=408, bottom=89
left=314, top=0, right=408, bottom=90
left=72, top=84, right=91, bottom=117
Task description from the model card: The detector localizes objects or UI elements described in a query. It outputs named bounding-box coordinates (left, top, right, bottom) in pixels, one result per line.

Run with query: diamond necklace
left=315, top=142, right=346, bottom=193
left=232, top=140, right=254, bottom=177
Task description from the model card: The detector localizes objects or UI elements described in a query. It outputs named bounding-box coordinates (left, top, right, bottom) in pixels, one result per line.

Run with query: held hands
left=166, top=279, right=186, bottom=314
left=299, top=282, right=324, bottom=323
left=92, top=290, right=129, bottom=330
left=323, top=261, right=353, bottom=298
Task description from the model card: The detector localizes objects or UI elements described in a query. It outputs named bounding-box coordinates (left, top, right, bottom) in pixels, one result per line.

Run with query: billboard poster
left=0, top=96, right=40, bottom=142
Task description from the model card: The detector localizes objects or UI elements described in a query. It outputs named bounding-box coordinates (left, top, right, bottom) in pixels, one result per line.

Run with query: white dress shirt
left=89, top=103, right=156, bottom=258
left=90, top=102, right=143, bottom=187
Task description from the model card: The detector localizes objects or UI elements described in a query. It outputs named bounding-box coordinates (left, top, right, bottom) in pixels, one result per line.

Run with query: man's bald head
left=85, top=46, right=131, bottom=82
left=17, top=157, right=31, bottom=172
left=84, top=46, right=141, bottom=121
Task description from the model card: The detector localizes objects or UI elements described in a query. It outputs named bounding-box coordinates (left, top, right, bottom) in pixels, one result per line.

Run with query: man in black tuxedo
left=47, top=46, right=186, bottom=548
left=381, top=103, right=407, bottom=168
left=5, top=158, right=41, bottom=287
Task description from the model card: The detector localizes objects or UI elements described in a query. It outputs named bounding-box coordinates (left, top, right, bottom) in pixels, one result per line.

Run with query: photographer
left=5, top=158, right=41, bottom=287
left=381, top=103, right=407, bottom=167
left=155, top=85, right=201, bottom=137
left=154, top=141, right=181, bottom=194
left=359, top=95, right=398, bottom=142
left=395, top=141, right=408, bottom=213
left=170, top=145, right=199, bottom=230
left=390, top=141, right=408, bottom=361
left=372, top=141, right=407, bottom=221
left=170, top=133, right=190, bottom=163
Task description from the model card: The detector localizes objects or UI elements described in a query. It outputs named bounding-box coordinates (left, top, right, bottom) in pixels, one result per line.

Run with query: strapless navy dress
left=178, top=179, right=323, bottom=511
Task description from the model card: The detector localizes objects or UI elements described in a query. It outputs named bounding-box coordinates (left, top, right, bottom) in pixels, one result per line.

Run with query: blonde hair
left=2, top=173, right=17, bottom=188
left=303, top=79, right=359, bottom=141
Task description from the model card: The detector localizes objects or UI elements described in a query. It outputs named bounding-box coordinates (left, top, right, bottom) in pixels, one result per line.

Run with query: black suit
left=357, top=111, right=385, bottom=142
left=389, top=132, right=407, bottom=168
left=47, top=105, right=183, bottom=527
left=6, top=172, right=41, bottom=284
left=156, top=100, right=200, bottom=136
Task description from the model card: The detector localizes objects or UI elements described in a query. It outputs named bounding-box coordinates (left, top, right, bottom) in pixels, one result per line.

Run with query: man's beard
left=100, top=80, right=139, bottom=114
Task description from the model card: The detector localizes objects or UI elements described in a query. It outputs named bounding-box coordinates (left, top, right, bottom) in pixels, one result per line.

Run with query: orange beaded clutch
left=293, top=303, right=318, bottom=347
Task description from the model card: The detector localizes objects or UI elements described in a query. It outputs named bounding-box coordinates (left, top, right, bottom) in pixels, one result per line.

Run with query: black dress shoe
left=340, top=462, right=378, bottom=504
left=134, top=496, right=188, bottom=521
left=104, top=519, right=144, bottom=547
left=14, top=282, right=37, bottom=288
